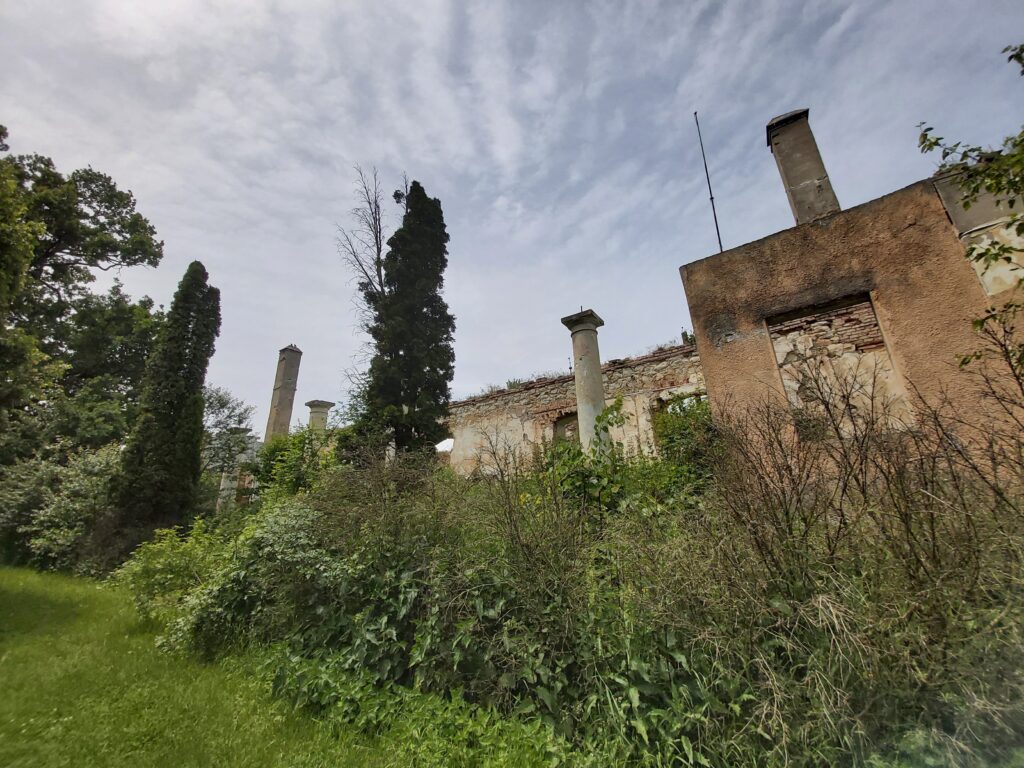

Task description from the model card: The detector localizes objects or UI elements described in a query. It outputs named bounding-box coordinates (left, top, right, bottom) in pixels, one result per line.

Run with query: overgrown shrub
left=122, top=361, right=1024, bottom=766
left=18, top=443, right=119, bottom=572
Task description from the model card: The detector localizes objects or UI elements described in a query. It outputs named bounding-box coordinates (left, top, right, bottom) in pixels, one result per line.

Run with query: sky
left=2, top=0, right=1022, bottom=437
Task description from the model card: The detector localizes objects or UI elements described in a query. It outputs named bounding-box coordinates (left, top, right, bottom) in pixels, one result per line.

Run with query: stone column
left=305, top=399, right=334, bottom=430
left=560, top=309, right=606, bottom=451
left=264, top=344, right=302, bottom=441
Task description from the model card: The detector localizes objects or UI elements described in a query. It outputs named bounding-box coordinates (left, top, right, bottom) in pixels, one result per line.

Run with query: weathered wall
left=768, top=294, right=911, bottom=427
left=448, top=345, right=703, bottom=474
left=681, top=179, right=999, bottom=416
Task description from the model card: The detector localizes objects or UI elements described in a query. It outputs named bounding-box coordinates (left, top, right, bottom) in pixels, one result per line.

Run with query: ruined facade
left=448, top=344, right=703, bottom=474
left=682, top=109, right=1021, bottom=419
left=433, top=109, right=1020, bottom=473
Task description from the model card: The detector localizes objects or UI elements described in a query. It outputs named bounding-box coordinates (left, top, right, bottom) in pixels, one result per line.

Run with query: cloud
left=1, top=0, right=1021, bottom=433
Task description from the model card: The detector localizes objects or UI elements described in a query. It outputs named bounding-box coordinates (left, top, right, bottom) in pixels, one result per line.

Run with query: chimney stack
left=264, top=344, right=302, bottom=442
left=767, top=109, right=840, bottom=225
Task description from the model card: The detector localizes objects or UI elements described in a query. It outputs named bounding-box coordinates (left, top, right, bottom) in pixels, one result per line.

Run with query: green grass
left=0, top=567, right=386, bottom=767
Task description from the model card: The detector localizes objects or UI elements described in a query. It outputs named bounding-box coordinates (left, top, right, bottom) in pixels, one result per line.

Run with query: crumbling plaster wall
left=448, top=345, right=703, bottom=474
left=681, top=179, right=997, bottom=415
left=768, top=295, right=912, bottom=428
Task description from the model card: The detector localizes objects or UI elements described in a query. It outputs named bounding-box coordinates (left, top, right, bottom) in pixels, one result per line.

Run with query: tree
left=39, top=283, right=165, bottom=450
left=337, top=166, right=387, bottom=339
left=106, top=261, right=221, bottom=554
left=0, top=127, right=164, bottom=462
left=363, top=180, right=455, bottom=451
left=0, top=126, right=42, bottom=312
left=2, top=136, right=163, bottom=354
left=201, top=385, right=255, bottom=476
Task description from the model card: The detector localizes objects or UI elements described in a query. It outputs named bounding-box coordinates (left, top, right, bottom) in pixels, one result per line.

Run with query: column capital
left=304, top=399, right=335, bottom=409
left=560, top=309, right=604, bottom=334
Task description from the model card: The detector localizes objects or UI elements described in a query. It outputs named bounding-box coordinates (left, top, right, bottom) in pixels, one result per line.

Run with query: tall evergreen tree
left=363, top=181, right=455, bottom=451
left=108, top=261, right=220, bottom=548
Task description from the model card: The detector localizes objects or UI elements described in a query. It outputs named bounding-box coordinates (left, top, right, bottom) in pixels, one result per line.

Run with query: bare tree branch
left=336, top=166, right=387, bottom=334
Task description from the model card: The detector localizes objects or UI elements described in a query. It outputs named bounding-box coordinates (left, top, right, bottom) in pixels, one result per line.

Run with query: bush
left=0, top=453, right=59, bottom=563
left=116, top=516, right=235, bottom=627
left=0, top=443, right=121, bottom=571
left=19, top=443, right=119, bottom=572
left=121, top=364, right=1024, bottom=766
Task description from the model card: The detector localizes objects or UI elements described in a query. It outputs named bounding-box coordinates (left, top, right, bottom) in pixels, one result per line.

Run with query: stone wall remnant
left=682, top=108, right=1013, bottom=420
left=448, top=344, right=703, bottom=474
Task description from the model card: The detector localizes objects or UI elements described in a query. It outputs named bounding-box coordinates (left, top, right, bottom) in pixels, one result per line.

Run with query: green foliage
left=253, top=426, right=338, bottom=496
left=123, top=374, right=1024, bottom=766
left=0, top=451, right=60, bottom=562
left=0, top=326, right=65, bottom=466
left=651, top=395, right=717, bottom=479
left=272, top=655, right=575, bottom=767
left=0, top=126, right=42, bottom=312
left=2, top=141, right=163, bottom=353
left=363, top=180, right=455, bottom=451
left=0, top=126, right=164, bottom=534
left=17, top=444, right=119, bottom=572
left=116, top=518, right=235, bottom=627
left=106, top=261, right=220, bottom=563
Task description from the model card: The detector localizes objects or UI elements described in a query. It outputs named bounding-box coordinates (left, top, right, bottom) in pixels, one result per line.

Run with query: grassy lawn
left=0, top=567, right=386, bottom=767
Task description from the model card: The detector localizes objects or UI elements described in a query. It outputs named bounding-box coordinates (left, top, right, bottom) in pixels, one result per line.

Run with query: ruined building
left=682, top=109, right=1020, bottom=416
left=447, top=109, right=1021, bottom=474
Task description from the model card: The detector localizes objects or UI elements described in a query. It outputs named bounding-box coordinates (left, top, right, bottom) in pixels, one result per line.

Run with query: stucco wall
left=448, top=345, right=703, bottom=474
left=680, top=179, right=997, bottom=415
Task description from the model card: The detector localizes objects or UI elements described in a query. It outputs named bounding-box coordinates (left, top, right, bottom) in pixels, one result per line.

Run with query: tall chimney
left=560, top=309, right=607, bottom=451
left=305, top=399, right=334, bottom=431
left=264, top=344, right=302, bottom=441
left=767, top=109, right=840, bottom=225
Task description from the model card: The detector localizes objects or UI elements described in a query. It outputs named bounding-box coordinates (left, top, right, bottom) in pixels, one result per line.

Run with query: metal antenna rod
left=694, top=111, right=723, bottom=253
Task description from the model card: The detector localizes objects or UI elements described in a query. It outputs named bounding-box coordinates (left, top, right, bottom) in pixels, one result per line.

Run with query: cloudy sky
left=2, top=0, right=1021, bottom=435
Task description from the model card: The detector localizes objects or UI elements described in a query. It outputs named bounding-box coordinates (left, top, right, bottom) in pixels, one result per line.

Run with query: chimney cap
left=280, top=343, right=302, bottom=353
left=766, top=108, right=810, bottom=148
left=304, top=399, right=335, bottom=409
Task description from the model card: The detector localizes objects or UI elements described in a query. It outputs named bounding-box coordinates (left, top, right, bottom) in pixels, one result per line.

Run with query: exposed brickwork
left=768, top=294, right=910, bottom=424
left=768, top=297, right=885, bottom=354
left=448, top=344, right=704, bottom=473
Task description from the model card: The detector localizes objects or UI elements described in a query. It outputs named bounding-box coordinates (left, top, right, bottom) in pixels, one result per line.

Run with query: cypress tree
left=364, top=181, right=455, bottom=451
left=109, top=260, right=220, bottom=544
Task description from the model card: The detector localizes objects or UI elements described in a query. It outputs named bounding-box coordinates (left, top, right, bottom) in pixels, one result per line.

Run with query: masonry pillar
left=264, top=344, right=302, bottom=441
left=560, top=309, right=606, bottom=451
left=305, top=399, right=334, bottom=430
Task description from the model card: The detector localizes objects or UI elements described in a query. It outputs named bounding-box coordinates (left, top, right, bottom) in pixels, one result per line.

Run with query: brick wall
left=768, top=294, right=910, bottom=424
